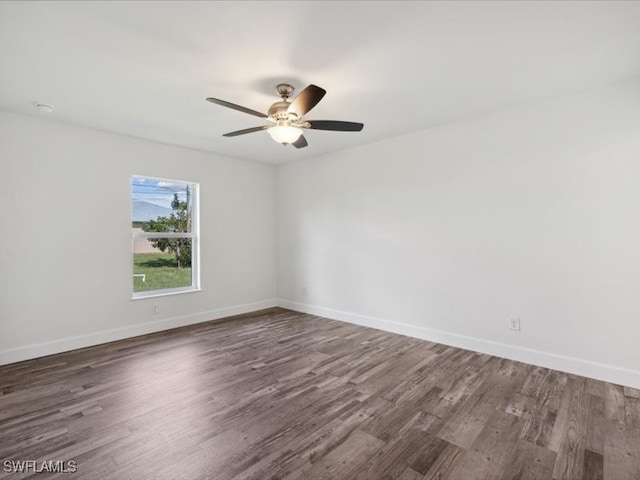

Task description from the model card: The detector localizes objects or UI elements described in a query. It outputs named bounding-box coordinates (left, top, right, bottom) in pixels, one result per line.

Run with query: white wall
left=0, top=112, right=277, bottom=363
left=277, top=80, right=640, bottom=388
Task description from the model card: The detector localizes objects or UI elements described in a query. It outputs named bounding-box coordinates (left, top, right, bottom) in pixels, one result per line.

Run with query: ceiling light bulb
left=267, top=122, right=302, bottom=144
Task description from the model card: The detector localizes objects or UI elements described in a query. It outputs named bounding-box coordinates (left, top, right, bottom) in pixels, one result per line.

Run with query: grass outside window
left=133, top=252, right=192, bottom=292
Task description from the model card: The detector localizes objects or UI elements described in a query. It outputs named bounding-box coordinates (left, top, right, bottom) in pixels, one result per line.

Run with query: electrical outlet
left=509, top=318, right=521, bottom=331
left=152, top=304, right=160, bottom=315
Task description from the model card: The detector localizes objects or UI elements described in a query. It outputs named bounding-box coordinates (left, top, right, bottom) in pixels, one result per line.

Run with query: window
left=131, top=176, right=199, bottom=298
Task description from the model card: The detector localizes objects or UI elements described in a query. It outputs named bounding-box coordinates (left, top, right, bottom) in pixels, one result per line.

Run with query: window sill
left=131, top=287, right=202, bottom=300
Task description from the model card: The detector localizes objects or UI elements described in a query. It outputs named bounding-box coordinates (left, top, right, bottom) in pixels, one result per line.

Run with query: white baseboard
left=278, top=299, right=640, bottom=389
left=0, top=299, right=278, bottom=366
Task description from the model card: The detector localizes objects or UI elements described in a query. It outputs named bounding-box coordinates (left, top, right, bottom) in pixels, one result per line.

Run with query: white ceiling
left=2, top=1, right=640, bottom=164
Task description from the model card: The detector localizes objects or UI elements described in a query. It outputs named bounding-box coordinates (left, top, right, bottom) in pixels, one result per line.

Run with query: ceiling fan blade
left=222, top=125, right=269, bottom=137
left=306, top=120, right=364, bottom=132
left=288, top=85, right=326, bottom=118
left=292, top=135, right=308, bottom=148
left=206, top=97, right=267, bottom=118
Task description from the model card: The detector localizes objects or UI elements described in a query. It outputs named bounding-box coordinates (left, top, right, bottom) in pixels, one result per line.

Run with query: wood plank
left=625, top=396, right=640, bottom=429
left=551, top=385, right=588, bottom=479
left=584, top=379, right=605, bottom=398
left=582, top=449, right=603, bottom=480
left=498, top=439, right=556, bottom=480
left=604, top=384, right=626, bottom=425
left=548, top=378, right=576, bottom=453
left=423, top=443, right=464, bottom=480
left=471, top=411, right=522, bottom=471
left=585, top=394, right=606, bottom=455
left=603, top=422, right=640, bottom=480
left=440, top=449, right=501, bottom=480
left=623, top=386, right=640, bottom=399
left=297, top=429, right=384, bottom=480
left=398, top=467, right=423, bottom=480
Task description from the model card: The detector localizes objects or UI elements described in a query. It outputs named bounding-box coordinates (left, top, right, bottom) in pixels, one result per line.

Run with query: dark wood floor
left=1, top=308, right=639, bottom=480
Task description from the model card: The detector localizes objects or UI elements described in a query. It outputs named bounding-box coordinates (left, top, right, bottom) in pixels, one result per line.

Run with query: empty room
left=1, top=1, right=640, bottom=479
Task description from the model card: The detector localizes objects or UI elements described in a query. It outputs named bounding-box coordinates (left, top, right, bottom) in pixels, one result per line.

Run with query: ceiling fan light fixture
left=267, top=122, right=302, bottom=144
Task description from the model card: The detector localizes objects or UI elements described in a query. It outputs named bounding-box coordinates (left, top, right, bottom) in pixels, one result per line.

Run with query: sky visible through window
left=131, top=177, right=190, bottom=210
left=132, top=177, right=194, bottom=224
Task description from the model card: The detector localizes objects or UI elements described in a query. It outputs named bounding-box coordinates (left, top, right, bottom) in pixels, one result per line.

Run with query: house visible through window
left=131, top=176, right=199, bottom=297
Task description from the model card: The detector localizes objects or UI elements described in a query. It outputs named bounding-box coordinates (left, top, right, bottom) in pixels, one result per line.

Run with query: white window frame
left=131, top=175, right=200, bottom=299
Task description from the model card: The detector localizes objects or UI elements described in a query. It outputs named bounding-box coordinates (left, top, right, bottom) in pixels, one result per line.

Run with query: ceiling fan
left=206, top=84, right=363, bottom=148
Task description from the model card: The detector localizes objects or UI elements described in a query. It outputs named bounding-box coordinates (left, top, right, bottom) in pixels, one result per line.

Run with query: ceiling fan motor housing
left=268, top=100, right=294, bottom=121
left=269, top=84, right=298, bottom=121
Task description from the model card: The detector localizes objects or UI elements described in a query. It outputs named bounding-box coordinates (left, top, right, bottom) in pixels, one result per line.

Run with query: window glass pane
left=132, top=177, right=193, bottom=233
left=133, top=238, right=193, bottom=292
left=131, top=176, right=198, bottom=297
